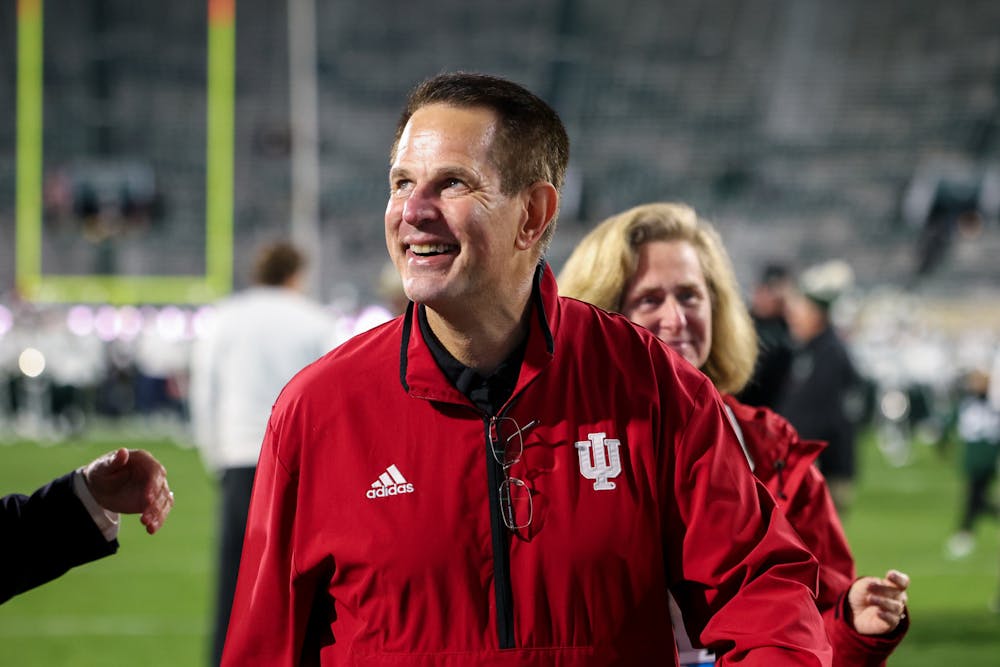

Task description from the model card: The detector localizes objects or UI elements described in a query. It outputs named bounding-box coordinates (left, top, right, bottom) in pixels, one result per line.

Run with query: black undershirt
left=418, top=304, right=527, bottom=416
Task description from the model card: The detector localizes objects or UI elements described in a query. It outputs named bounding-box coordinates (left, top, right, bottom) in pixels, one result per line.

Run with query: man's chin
left=401, top=285, right=446, bottom=309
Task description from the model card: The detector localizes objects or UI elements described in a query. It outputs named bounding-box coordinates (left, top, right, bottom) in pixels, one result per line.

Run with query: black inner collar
left=418, top=304, right=527, bottom=416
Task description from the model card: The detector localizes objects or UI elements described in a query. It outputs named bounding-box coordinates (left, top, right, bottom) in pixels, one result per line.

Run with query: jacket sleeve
left=825, top=588, right=909, bottom=667
left=1, top=472, right=119, bottom=604
left=221, top=422, right=328, bottom=666
left=665, top=380, right=832, bottom=666
left=783, top=461, right=856, bottom=613
left=782, top=452, right=907, bottom=665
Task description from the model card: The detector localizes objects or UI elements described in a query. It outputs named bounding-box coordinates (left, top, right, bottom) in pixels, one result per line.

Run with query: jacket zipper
left=484, top=413, right=516, bottom=648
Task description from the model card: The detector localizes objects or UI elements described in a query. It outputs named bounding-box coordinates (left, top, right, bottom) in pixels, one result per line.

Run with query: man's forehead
left=401, top=104, right=497, bottom=144
left=393, top=104, right=499, bottom=167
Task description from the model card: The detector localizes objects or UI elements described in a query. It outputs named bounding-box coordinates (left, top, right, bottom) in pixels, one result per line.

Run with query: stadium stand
left=2, top=0, right=999, bottom=301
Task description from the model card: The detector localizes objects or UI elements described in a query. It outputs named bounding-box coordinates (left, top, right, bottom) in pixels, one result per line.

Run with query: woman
left=559, top=202, right=909, bottom=667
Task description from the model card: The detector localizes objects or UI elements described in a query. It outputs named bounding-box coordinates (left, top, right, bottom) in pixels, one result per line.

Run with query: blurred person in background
left=376, top=260, right=410, bottom=316
left=991, top=347, right=1000, bottom=413
left=223, top=73, right=832, bottom=666
left=559, top=202, right=909, bottom=667
left=778, top=260, right=865, bottom=516
left=189, top=240, right=337, bottom=666
left=938, top=368, right=1000, bottom=560
left=2, top=447, right=173, bottom=604
left=736, top=262, right=794, bottom=410
left=990, top=352, right=1000, bottom=612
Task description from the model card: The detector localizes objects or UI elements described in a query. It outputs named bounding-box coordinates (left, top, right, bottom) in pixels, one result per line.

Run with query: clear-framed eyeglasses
left=489, top=416, right=537, bottom=532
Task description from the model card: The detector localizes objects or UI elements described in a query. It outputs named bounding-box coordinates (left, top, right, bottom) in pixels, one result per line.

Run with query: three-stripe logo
left=366, top=464, right=415, bottom=499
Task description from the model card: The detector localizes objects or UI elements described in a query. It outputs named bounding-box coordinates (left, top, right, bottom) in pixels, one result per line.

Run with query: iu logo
left=575, top=432, right=622, bottom=491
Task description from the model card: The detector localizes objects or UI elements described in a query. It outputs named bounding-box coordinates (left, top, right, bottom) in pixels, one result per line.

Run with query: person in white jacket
left=189, top=240, right=337, bottom=666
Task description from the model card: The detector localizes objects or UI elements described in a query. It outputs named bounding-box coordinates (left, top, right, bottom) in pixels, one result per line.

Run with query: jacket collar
left=399, top=262, right=558, bottom=409
left=722, top=394, right=826, bottom=501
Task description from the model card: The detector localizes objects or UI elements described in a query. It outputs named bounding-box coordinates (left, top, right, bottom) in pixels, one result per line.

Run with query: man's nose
left=401, top=184, right=437, bottom=226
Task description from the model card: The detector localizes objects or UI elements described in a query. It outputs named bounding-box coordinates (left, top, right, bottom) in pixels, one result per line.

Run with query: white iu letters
left=575, top=432, right=622, bottom=491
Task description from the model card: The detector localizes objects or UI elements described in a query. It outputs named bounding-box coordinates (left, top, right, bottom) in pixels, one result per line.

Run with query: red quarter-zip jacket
left=222, top=265, right=832, bottom=666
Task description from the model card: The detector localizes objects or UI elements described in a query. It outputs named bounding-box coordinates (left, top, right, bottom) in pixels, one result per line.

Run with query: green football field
left=1, top=427, right=997, bottom=665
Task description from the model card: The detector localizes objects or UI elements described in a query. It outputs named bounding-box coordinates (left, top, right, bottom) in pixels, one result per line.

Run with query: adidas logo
left=366, top=464, right=415, bottom=499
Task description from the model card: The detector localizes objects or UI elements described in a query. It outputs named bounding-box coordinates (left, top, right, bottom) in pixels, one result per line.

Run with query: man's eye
left=392, top=179, right=412, bottom=193
left=444, top=178, right=465, bottom=189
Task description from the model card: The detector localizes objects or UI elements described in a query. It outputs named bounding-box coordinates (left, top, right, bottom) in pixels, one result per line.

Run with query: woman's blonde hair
left=559, top=202, right=757, bottom=395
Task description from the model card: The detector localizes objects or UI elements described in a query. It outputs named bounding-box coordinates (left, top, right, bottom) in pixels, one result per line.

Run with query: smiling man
left=222, top=72, right=832, bottom=666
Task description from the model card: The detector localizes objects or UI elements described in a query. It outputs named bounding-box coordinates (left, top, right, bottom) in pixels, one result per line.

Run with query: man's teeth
left=410, top=244, right=453, bottom=255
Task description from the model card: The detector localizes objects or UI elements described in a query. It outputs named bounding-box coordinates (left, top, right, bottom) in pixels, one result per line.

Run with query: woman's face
left=620, top=240, right=713, bottom=369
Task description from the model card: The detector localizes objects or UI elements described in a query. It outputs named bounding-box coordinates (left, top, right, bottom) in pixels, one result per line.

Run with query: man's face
left=385, top=104, right=529, bottom=314
left=784, top=291, right=824, bottom=343
left=752, top=280, right=788, bottom=318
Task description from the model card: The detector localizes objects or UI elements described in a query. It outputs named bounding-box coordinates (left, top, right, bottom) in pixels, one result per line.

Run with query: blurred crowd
left=0, top=286, right=996, bottom=452
left=0, top=295, right=395, bottom=444
left=1, top=280, right=995, bottom=452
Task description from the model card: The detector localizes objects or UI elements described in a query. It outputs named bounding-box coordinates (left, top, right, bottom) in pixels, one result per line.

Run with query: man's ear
left=515, top=181, right=559, bottom=251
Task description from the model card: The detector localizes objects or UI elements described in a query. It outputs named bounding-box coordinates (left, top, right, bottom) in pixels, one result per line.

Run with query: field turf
left=0, top=428, right=997, bottom=665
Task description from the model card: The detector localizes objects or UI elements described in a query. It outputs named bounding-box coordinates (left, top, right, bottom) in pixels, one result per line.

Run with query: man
left=778, top=260, right=863, bottom=515
left=2, top=447, right=174, bottom=604
left=223, top=72, right=832, bottom=665
left=737, top=262, right=794, bottom=410
left=189, top=240, right=337, bottom=666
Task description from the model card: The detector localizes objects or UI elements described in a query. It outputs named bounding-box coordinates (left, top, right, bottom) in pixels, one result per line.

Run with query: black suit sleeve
left=1, top=472, right=119, bottom=604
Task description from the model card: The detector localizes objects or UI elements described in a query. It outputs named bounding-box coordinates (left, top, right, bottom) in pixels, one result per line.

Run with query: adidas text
left=366, top=483, right=414, bottom=499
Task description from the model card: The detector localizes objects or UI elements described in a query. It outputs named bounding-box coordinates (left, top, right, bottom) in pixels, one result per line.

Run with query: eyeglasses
left=489, top=416, right=537, bottom=532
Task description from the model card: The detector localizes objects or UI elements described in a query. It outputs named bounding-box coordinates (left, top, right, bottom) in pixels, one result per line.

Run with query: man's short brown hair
left=391, top=72, right=570, bottom=251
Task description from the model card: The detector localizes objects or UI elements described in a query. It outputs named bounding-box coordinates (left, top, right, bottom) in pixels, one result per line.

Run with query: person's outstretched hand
left=848, top=569, right=909, bottom=635
left=82, top=448, right=174, bottom=534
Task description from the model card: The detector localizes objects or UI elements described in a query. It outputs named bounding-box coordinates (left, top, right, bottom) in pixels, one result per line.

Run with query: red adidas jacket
left=722, top=396, right=908, bottom=666
left=222, top=266, right=832, bottom=666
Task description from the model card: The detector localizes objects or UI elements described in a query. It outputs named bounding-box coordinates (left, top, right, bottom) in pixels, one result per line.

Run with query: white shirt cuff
left=72, top=469, right=121, bottom=542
